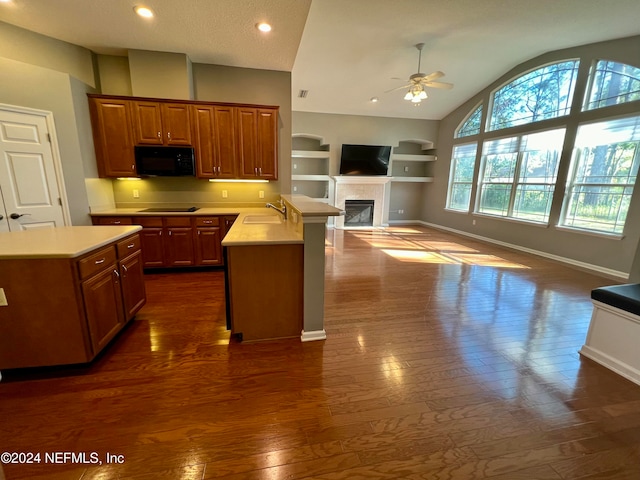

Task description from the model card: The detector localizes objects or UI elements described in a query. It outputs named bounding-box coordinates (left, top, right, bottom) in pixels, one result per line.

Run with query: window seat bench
left=579, top=283, right=640, bottom=385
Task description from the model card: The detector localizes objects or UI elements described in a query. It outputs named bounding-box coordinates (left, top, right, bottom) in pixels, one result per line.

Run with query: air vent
left=298, top=89, right=309, bottom=98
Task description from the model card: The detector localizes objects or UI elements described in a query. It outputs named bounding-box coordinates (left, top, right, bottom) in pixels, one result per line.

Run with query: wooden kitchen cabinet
left=191, top=105, right=237, bottom=178
left=237, top=107, right=278, bottom=180
left=96, top=215, right=226, bottom=268
left=132, top=101, right=192, bottom=146
left=0, top=232, right=146, bottom=370
left=194, top=216, right=222, bottom=265
left=88, top=97, right=137, bottom=177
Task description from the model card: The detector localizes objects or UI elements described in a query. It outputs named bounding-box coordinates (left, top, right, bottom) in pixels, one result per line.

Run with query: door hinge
left=58, top=197, right=62, bottom=206
left=47, top=133, right=52, bottom=143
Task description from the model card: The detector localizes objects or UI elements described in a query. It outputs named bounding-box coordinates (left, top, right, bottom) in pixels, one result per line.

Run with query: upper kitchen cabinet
left=237, top=107, right=278, bottom=180
left=131, top=101, right=192, bottom=146
left=88, top=97, right=137, bottom=177
left=191, top=105, right=236, bottom=179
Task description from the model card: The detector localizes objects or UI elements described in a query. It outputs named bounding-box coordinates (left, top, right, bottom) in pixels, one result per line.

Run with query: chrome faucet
left=266, top=201, right=287, bottom=220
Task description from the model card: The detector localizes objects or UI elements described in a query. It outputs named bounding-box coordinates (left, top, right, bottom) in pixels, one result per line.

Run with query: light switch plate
left=0, top=288, right=7, bottom=307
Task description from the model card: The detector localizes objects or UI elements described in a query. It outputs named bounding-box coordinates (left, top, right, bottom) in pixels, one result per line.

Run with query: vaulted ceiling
left=2, top=0, right=640, bottom=120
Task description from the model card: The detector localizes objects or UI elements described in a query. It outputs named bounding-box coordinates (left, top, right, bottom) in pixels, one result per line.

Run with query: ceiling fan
left=387, top=43, right=454, bottom=103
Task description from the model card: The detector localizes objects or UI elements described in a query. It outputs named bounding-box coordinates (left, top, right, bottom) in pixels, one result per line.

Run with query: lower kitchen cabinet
left=94, top=215, right=226, bottom=269
left=0, top=233, right=146, bottom=370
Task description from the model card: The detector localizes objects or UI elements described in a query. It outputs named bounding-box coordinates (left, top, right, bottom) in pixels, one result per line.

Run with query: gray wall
left=426, top=35, right=640, bottom=278
left=291, top=111, right=438, bottom=221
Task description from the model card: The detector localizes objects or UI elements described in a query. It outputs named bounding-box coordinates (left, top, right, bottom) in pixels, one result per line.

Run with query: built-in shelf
left=292, top=150, right=330, bottom=159
left=292, top=174, right=331, bottom=181
left=390, top=176, right=434, bottom=183
left=390, top=154, right=436, bottom=162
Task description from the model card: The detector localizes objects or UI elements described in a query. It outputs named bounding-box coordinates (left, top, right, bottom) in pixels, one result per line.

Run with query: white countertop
left=221, top=212, right=303, bottom=246
left=0, top=226, right=142, bottom=259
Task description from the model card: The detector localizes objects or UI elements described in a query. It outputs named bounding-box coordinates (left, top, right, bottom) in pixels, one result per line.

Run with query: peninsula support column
left=301, top=217, right=329, bottom=341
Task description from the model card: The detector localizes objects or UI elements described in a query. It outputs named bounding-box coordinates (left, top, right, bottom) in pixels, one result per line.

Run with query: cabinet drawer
left=195, top=216, right=220, bottom=227
left=117, top=234, right=141, bottom=258
left=95, top=216, right=132, bottom=226
left=133, top=216, right=163, bottom=227
left=78, top=245, right=117, bottom=280
left=164, top=216, right=192, bottom=227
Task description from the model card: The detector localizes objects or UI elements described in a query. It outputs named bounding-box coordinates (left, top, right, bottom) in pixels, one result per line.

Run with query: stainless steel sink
left=242, top=215, right=283, bottom=224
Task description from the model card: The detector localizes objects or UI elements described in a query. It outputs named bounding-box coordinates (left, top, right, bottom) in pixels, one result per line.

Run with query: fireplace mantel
left=332, top=176, right=392, bottom=229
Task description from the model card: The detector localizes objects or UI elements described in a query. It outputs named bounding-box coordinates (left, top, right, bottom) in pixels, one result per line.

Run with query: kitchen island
left=0, top=226, right=145, bottom=373
left=223, top=195, right=342, bottom=342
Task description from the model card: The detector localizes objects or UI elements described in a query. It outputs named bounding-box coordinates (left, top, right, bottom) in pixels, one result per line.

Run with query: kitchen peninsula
left=0, top=226, right=145, bottom=373
left=91, top=195, right=342, bottom=342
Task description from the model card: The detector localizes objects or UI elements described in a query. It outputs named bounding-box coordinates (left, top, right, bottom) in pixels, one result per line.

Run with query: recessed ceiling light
left=134, top=5, right=154, bottom=18
left=370, top=97, right=379, bottom=103
left=256, top=22, right=272, bottom=33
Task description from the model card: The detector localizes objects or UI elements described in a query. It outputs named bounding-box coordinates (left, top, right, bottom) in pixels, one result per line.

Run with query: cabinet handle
left=203, top=220, right=212, bottom=224
left=95, top=258, right=105, bottom=265
left=157, top=131, right=161, bottom=138
left=197, top=231, right=200, bottom=235
left=159, top=231, right=162, bottom=236
left=259, top=167, right=263, bottom=176
left=169, top=231, right=172, bottom=236
left=113, top=220, right=121, bottom=224
left=254, top=167, right=258, bottom=175
left=113, top=269, right=120, bottom=281
left=122, top=264, right=128, bottom=274
left=167, top=132, right=172, bottom=140
left=127, top=243, right=135, bottom=249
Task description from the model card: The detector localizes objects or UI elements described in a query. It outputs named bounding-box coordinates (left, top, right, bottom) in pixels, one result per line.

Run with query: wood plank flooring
left=2, top=225, right=640, bottom=479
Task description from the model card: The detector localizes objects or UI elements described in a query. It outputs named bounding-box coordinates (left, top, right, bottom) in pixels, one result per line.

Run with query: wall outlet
left=293, top=186, right=297, bottom=192
left=259, top=190, right=265, bottom=199
left=472, top=219, right=476, bottom=225
left=0, top=288, right=7, bottom=307
left=222, top=190, right=228, bottom=198
left=398, top=209, right=404, bottom=214
left=293, top=163, right=297, bottom=169
left=404, top=166, right=409, bottom=172
left=133, top=189, right=139, bottom=198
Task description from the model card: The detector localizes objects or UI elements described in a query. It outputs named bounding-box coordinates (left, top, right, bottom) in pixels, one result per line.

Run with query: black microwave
left=134, top=146, right=195, bottom=176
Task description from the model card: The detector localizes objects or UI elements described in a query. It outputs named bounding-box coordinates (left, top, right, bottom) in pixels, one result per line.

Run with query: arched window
left=583, top=60, right=640, bottom=111
left=488, top=60, right=580, bottom=131
left=455, top=104, right=483, bottom=138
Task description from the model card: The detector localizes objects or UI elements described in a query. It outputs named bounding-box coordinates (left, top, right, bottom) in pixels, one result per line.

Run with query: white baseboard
left=580, top=345, right=640, bottom=386
left=301, top=329, right=326, bottom=342
left=396, top=220, right=628, bottom=280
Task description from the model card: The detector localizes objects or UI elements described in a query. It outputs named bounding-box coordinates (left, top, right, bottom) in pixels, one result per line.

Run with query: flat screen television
left=339, top=144, right=391, bottom=176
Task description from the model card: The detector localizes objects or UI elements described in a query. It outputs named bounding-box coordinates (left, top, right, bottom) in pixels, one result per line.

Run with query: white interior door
left=0, top=108, right=67, bottom=231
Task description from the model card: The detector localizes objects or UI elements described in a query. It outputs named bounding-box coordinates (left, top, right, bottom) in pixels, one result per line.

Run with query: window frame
left=446, top=142, right=478, bottom=212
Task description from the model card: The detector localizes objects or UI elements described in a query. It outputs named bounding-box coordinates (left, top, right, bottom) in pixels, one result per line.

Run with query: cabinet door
left=119, top=250, right=147, bottom=320
left=223, top=215, right=237, bottom=238
left=236, top=107, right=259, bottom=178
left=132, top=101, right=164, bottom=145
left=139, top=227, right=165, bottom=267
left=165, top=227, right=195, bottom=266
left=214, top=106, right=237, bottom=178
left=192, top=105, right=216, bottom=177
left=195, top=227, right=222, bottom=265
left=162, top=103, right=192, bottom=145
left=88, top=97, right=136, bottom=177
left=256, top=108, right=278, bottom=179
left=82, top=266, right=125, bottom=353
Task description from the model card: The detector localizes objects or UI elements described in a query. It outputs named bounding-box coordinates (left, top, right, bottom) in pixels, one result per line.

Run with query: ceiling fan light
left=419, top=90, right=428, bottom=100
left=411, top=96, right=422, bottom=103
left=404, top=91, right=413, bottom=101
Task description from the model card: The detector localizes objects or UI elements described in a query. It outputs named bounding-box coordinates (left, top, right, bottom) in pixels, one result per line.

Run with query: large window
left=455, top=104, right=483, bottom=138
left=584, top=60, right=640, bottom=111
left=488, top=61, right=580, bottom=131
left=561, top=115, right=640, bottom=234
left=477, top=129, right=565, bottom=223
left=447, top=143, right=477, bottom=211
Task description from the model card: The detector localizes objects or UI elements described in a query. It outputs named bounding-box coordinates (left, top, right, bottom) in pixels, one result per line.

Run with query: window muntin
left=477, top=129, right=565, bottom=223
left=455, top=104, right=483, bottom=138
left=561, top=115, right=640, bottom=234
left=488, top=61, right=580, bottom=131
left=447, top=143, right=477, bottom=211
left=583, top=60, right=640, bottom=111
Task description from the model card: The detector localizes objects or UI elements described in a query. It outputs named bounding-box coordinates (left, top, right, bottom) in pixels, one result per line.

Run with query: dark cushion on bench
left=591, top=283, right=640, bottom=316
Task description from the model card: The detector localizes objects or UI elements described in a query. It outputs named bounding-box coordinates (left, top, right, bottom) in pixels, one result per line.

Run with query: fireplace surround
left=332, top=176, right=392, bottom=229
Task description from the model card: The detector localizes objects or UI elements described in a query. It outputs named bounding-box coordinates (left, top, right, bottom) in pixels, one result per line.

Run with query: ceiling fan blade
left=423, top=71, right=445, bottom=82
left=425, top=81, right=454, bottom=90
left=384, top=84, right=411, bottom=93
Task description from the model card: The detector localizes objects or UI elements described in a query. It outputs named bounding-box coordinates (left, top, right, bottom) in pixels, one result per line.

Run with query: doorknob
left=10, top=213, right=30, bottom=220
left=0, top=215, right=3, bottom=221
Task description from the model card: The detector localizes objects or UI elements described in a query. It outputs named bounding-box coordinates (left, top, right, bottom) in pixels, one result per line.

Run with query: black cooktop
left=138, top=207, right=199, bottom=213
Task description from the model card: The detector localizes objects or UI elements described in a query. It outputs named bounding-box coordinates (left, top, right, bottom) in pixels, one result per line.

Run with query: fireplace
left=344, top=200, right=374, bottom=227
left=332, top=175, right=392, bottom=229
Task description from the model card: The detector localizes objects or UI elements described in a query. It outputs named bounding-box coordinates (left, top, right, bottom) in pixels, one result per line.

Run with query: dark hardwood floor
left=2, top=226, right=640, bottom=479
